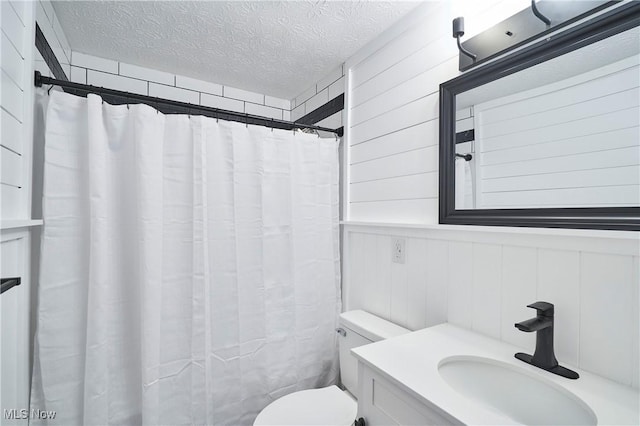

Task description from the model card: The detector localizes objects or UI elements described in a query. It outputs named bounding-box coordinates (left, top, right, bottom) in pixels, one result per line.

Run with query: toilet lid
left=253, top=385, right=357, bottom=426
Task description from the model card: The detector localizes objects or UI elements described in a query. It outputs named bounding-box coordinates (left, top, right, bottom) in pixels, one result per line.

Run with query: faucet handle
left=527, top=301, right=554, bottom=316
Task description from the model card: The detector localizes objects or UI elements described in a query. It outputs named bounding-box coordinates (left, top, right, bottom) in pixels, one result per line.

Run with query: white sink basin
left=438, top=356, right=597, bottom=425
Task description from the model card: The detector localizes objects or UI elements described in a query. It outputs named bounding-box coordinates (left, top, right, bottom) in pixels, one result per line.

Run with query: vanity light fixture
left=453, top=0, right=613, bottom=71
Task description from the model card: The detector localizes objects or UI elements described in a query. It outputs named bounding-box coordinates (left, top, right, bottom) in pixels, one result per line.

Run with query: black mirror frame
left=439, top=2, right=640, bottom=231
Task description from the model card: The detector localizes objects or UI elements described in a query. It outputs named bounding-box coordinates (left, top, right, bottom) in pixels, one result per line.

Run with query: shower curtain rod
left=34, top=71, right=343, bottom=136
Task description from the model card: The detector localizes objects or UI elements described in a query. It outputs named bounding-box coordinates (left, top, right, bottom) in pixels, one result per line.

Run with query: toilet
left=254, top=310, right=410, bottom=426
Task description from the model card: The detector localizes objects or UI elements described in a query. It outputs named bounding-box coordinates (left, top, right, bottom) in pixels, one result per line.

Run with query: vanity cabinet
left=356, top=363, right=459, bottom=426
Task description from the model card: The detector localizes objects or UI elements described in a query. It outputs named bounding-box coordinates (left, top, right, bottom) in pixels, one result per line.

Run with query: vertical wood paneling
left=632, top=256, right=639, bottom=389
left=344, top=227, right=638, bottom=388
left=366, top=235, right=391, bottom=319
left=538, top=249, right=580, bottom=366
left=361, top=233, right=379, bottom=315
left=425, top=239, right=448, bottom=327
left=0, top=236, right=28, bottom=426
left=580, top=252, right=634, bottom=385
left=390, top=248, right=408, bottom=328
left=373, top=235, right=392, bottom=320
left=406, top=238, right=428, bottom=330
left=471, top=243, right=502, bottom=339
left=347, top=232, right=366, bottom=311
left=448, top=242, right=473, bottom=328
left=501, top=246, right=537, bottom=350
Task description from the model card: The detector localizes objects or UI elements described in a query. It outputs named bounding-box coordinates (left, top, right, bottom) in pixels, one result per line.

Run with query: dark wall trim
left=296, top=93, right=344, bottom=136
left=35, top=23, right=68, bottom=82
left=455, top=129, right=474, bottom=144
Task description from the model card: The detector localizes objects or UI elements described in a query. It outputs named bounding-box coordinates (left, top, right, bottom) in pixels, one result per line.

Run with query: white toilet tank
left=337, top=310, right=410, bottom=398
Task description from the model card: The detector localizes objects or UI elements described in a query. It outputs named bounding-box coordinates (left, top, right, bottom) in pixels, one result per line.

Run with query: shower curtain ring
left=245, top=114, right=249, bottom=128
left=271, top=118, right=274, bottom=132
left=47, top=84, right=54, bottom=95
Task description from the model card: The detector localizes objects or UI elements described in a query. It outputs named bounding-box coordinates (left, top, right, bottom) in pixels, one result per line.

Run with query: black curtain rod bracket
left=34, top=71, right=343, bottom=136
left=1, top=277, right=21, bottom=295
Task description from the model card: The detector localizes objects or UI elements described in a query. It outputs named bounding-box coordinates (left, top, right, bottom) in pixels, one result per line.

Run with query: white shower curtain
left=30, top=91, right=341, bottom=425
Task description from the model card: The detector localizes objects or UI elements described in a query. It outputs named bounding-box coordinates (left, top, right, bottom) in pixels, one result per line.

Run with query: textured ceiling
left=52, top=1, right=420, bottom=99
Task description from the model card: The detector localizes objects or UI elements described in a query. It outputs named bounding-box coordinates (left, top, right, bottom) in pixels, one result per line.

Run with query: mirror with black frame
left=439, top=2, right=640, bottom=231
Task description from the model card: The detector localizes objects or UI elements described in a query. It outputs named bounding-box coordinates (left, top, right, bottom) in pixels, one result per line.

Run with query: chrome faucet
left=514, top=302, right=579, bottom=379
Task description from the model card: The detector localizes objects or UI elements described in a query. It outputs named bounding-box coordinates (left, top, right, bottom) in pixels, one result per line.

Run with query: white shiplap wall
left=68, top=52, right=292, bottom=121
left=2, top=0, right=35, bottom=220
left=1, top=1, right=37, bottom=423
left=344, top=0, right=534, bottom=223
left=342, top=1, right=640, bottom=389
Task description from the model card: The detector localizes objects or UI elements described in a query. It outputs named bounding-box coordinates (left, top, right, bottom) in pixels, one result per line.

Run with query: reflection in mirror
left=454, top=26, right=639, bottom=210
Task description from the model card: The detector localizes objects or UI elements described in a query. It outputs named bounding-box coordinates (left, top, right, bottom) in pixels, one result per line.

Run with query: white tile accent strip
left=87, top=70, right=148, bottom=95
left=200, top=93, right=244, bottom=114
left=148, top=82, right=199, bottom=104
left=68, top=53, right=292, bottom=120
left=120, top=63, right=174, bottom=86
left=328, top=76, right=345, bottom=99
left=70, top=66, right=86, bottom=84
left=291, top=104, right=305, bottom=122
left=245, top=103, right=282, bottom=120
left=223, top=86, right=264, bottom=104
left=294, top=85, right=317, bottom=109
left=72, top=51, right=118, bottom=74
left=176, top=75, right=222, bottom=96
left=265, top=95, right=290, bottom=110
left=305, top=88, right=329, bottom=113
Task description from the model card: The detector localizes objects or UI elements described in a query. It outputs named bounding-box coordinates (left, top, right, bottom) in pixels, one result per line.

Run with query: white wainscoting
left=342, top=222, right=640, bottom=389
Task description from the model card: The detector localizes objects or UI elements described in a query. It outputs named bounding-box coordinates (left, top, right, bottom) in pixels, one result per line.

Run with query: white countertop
left=352, top=324, right=639, bottom=425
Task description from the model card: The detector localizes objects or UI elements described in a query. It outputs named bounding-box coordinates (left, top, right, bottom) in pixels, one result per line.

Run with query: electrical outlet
left=392, top=238, right=405, bottom=264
